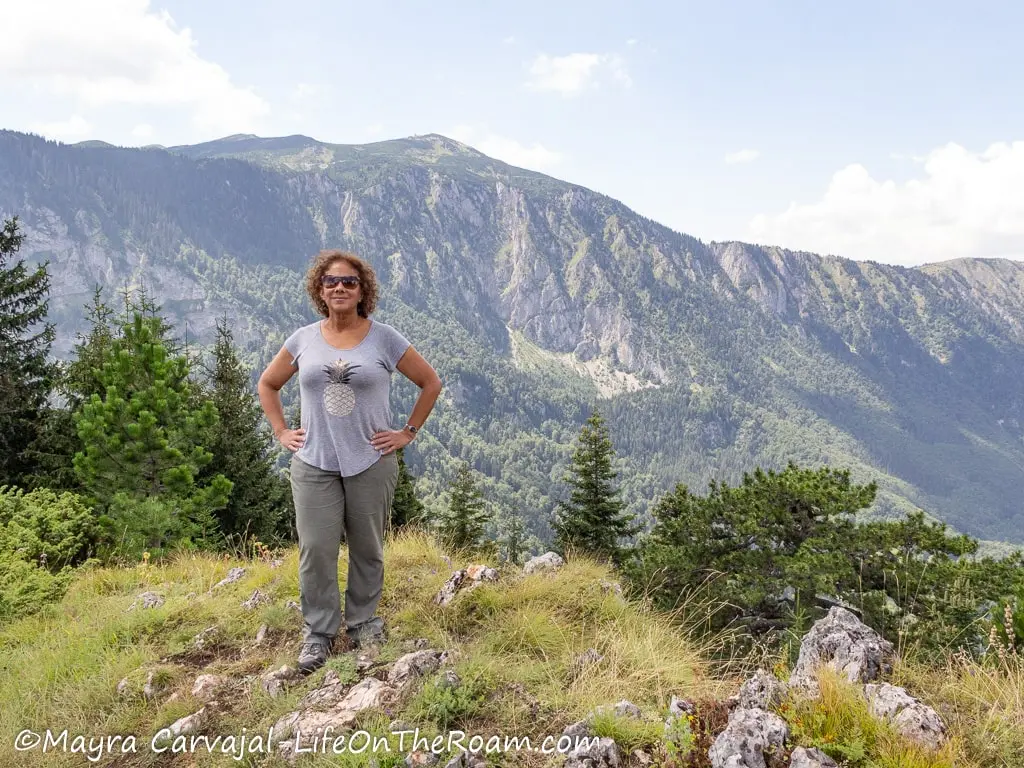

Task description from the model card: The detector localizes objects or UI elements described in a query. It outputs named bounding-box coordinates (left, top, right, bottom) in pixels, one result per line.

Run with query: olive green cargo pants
left=290, top=452, right=398, bottom=645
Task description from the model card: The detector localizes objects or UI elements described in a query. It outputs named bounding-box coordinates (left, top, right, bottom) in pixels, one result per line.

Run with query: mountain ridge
left=1, top=128, right=1022, bottom=544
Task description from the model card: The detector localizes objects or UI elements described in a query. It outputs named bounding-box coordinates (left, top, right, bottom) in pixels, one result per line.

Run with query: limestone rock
left=155, top=707, right=208, bottom=742
left=143, top=671, right=164, bottom=701
left=864, top=683, right=947, bottom=749
left=668, top=695, right=695, bottom=718
left=293, top=669, right=347, bottom=708
left=564, top=736, right=622, bottom=768
left=388, top=649, right=448, bottom=689
left=255, top=624, right=269, bottom=644
left=523, top=551, right=564, bottom=575
left=466, top=563, right=497, bottom=582
left=242, top=589, right=270, bottom=610
left=274, top=677, right=398, bottom=753
left=562, top=719, right=595, bottom=740
left=128, top=591, right=164, bottom=610
left=356, top=652, right=377, bottom=674
left=211, top=567, right=246, bottom=590
left=789, top=746, right=838, bottom=768
left=708, top=707, right=789, bottom=768
left=191, top=674, right=226, bottom=702
left=738, top=670, right=788, bottom=711
left=433, top=566, right=498, bottom=606
left=443, top=751, right=488, bottom=768
left=261, top=665, right=302, bottom=698
left=790, top=607, right=894, bottom=691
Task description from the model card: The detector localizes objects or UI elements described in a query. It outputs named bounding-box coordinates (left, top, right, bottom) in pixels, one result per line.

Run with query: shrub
left=0, top=486, right=97, bottom=620
left=0, top=485, right=98, bottom=567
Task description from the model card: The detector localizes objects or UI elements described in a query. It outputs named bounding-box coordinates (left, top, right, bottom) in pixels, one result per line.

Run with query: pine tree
left=552, top=410, right=639, bottom=565
left=501, top=514, right=527, bottom=565
left=437, top=461, right=491, bottom=551
left=200, top=317, right=290, bottom=543
left=391, top=447, right=425, bottom=530
left=72, top=309, right=231, bottom=558
left=0, top=216, right=55, bottom=487
left=23, top=288, right=116, bottom=491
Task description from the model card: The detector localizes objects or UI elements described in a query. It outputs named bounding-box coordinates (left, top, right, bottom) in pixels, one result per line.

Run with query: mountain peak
left=409, top=133, right=482, bottom=155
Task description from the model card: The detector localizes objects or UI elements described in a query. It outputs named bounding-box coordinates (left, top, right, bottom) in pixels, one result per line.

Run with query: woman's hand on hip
left=371, top=429, right=413, bottom=455
left=277, top=428, right=306, bottom=452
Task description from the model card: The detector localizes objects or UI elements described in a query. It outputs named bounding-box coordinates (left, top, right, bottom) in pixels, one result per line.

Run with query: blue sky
left=3, top=0, right=1024, bottom=265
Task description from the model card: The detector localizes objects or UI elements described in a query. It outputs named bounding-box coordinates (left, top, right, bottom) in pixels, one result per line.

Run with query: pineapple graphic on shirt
left=322, top=359, right=361, bottom=417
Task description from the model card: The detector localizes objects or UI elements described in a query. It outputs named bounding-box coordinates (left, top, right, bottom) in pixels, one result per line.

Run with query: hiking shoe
left=297, top=639, right=331, bottom=674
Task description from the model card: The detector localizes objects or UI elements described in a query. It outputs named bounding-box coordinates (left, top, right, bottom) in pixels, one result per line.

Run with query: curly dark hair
left=304, top=249, right=380, bottom=318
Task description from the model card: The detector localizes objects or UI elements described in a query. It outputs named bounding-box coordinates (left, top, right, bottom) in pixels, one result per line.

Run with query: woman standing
left=258, top=249, right=442, bottom=673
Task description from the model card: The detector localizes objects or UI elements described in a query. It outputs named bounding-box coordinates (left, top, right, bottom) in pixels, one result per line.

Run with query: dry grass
left=2, top=527, right=1019, bottom=767
left=0, top=529, right=716, bottom=767
left=781, top=668, right=966, bottom=768
left=894, top=652, right=1024, bottom=768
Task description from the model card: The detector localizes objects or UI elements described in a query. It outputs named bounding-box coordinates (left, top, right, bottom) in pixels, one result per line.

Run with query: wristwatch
left=403, top=423, right=419, bottom=435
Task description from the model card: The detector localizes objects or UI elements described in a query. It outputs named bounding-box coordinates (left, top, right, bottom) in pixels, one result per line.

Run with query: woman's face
left=320, top=259, right=363, bottom=315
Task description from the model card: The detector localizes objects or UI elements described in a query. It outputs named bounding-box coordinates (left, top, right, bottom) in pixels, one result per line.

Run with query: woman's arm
left=371, top=346, right=442, bottom=455
left=396, top=346, right=443, bottom=431
left=258, top=346, right=304, bottom=451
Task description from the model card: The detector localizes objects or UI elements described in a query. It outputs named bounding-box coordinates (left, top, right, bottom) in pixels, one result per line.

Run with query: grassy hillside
left=1, top=530, right=1020, bottom=767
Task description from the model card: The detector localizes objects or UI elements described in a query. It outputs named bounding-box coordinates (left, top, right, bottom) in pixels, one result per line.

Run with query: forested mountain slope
left=2, top=129, right=1022, bottom=543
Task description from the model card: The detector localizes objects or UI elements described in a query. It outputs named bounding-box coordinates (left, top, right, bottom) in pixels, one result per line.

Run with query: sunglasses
left=321, top=275, right=360, bottom=290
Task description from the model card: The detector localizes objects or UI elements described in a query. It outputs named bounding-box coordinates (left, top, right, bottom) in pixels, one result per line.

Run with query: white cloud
left=292, top=82, right=321, bottom=101
left=30, top=114, right=92, bottom=141
left=748, top=141, right=1024, bottom=265
left=725, top=149, right=760, bottom=165
left=449, top=125, right=562, bottom=172
left=0, top=0, right=268, bottom=138
left=525, top=52, right=630, bottom=95
left=131, top=123, right=154, bottom=140
left=502, top=35, right=517, bottom=45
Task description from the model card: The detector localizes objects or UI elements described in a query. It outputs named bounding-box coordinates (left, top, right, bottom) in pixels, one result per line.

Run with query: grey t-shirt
left=284, top=318, right=412, bottom=476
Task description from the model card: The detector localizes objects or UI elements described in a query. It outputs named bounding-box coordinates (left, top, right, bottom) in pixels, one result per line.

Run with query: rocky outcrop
left=211, top=567, right=246, bottom=590
left=274, top=676, right=398, bottom=756
left=738, top=670, right=788, bottom=711
left=127, top=591, right=164, bottom=610
left=154, top=706, right=209, bottom=743
left=788, top=747, right=837, bottom=768
left=789, top=607, right=894, bottom=691
left=523, top=552, right=564, bottom=575
left=785, top=609, right=947, bottom=752
left=241, top=589, right=270, bottom=609
left=388, top=649, right=452, bottom=690
left=433, top=565, right=499, bottom=606
left=864, top=683, right=947, bottom=750
left=190, top=674, right=226, bottom=702
left=708, top=708, right=789, bottom=768
left=261, top=665, right=302, bottom=698
left=563, top=737, right=622, bottom=768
